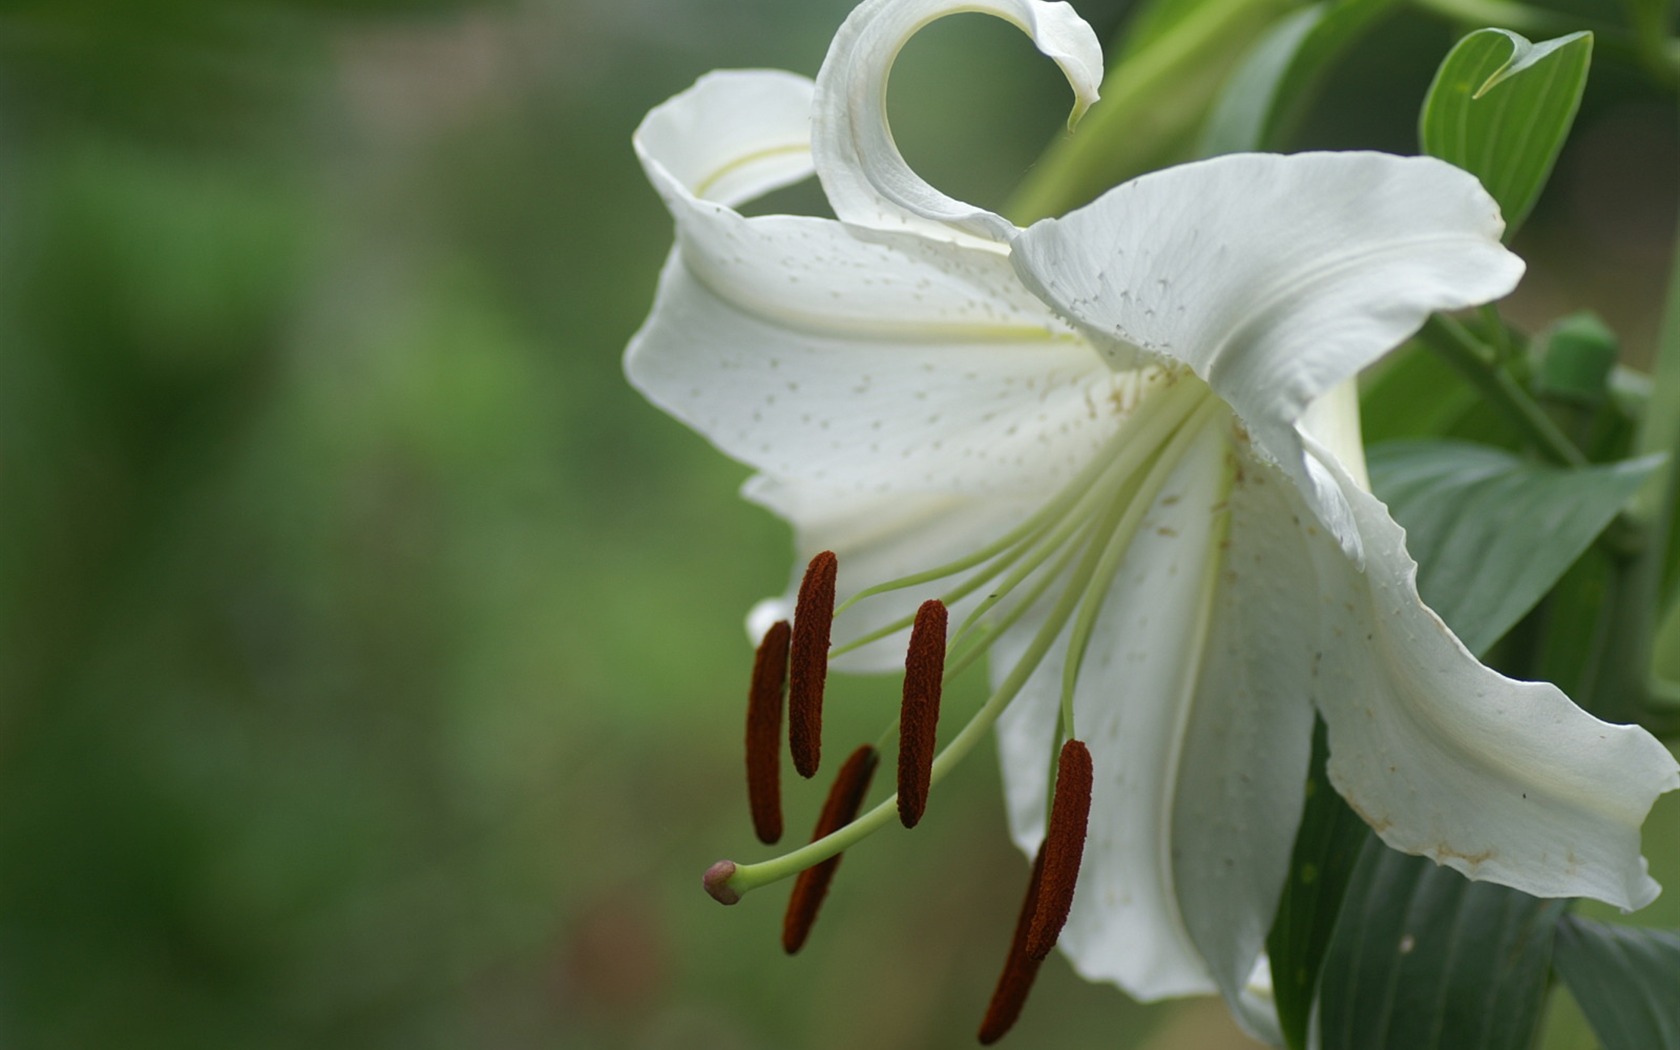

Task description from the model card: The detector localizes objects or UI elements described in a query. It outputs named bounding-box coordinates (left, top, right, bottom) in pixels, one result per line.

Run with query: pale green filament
left=724, top=531, right=1098, bottom=896
left=1058, top=398, right=1225, bottom=739
left=831, top=376, right=1194, bottom=616
left=827, top=376, right=1205, bottom=661
left=939, top=408, right=1182, bottom=663
left=943, top=512, right=1104, bottom=681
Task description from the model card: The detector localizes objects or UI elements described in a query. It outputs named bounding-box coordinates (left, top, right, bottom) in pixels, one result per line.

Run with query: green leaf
left=1200, top=0, right=1396, bottom=155
left=1367, top=441, right=1661, bottom=655
left=1529, top=545, right=1617, bottom=701
left=1265, top=718, right=1373, bottom=1050
left=1318, top=846, right=1565, bottom=1050
left=1418, top=28, right=1592, bottom=236
left=1200, top=6, right=1323, bottom=155
left=1552, top=916, right=1680, bottom=1050
left=1360, top=345, right=1481, bottom=445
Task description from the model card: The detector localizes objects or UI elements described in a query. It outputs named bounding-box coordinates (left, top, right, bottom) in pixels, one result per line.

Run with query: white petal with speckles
left=1010, top=151, right=1524, bottom=555
left=1303, top=441, right=1680, bottom=911
left=630, top=71, right=1129, bottom=497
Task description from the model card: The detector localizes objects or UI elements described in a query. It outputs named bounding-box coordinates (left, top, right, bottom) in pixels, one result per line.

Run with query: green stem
left=1632, top=144, right=1680, bottom=574
left=1416, top=315, right=1588, bottom=467
left=1610, top=108, right=1680, bottom=728
left=1479, top=303, right=1514, bottom=363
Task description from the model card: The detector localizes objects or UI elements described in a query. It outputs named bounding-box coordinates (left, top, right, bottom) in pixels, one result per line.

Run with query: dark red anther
left=789, top=550, right=838, bottom=779
left=897, top=599, right=947, bottom=828
left=746, top=620, right=791, bottom=844
left=977, top=844, right=1048, bottom=1045
left=1026, top=739, right=1093, bottom=961
left=781, top=743, right=878, bottom=955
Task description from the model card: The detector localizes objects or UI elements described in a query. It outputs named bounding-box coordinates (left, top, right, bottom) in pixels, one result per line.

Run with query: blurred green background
left=0, top=1, right=1674, bottom=1048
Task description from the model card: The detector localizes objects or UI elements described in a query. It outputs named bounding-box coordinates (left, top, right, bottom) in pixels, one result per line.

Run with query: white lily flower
left=627, top=0, right=1680, bottom=1039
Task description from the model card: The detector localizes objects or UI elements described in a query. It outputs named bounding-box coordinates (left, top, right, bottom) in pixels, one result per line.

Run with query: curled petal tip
left=812, top=0, right=1103, bottom=243
left=1066, top=92, right=1097, bottom=132
left=703, top=860, right=742, bottom=905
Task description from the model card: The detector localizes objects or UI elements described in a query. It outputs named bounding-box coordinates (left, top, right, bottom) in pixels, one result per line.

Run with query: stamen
left=977, top=844, right=1048, bottom=1045
left=747, top=619, right=792, bottom=844
left=1026, top=739, right=1093, bottom=960
left=979, top=742, right=1093, bottom=1041
left=720, top=499, right=1142, bottom=902
left=898, top=599, right=947, bottom=828
left=782, top=744, right=878, bottom=954
left=714, top=395, right=1218, bottom=905
left=790, top=551, right=838, bottom=779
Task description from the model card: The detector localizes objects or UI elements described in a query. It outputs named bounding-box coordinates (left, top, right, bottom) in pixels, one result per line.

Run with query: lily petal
left=1168, top=443, right=1320, bottom=1038
left=1297, top=378, right=1371, bottom=491
left=1303, top=440, right=1680, bottom=911
left=1009, top=151, right=1524, bottom=551
left=994, top=416, right=1239, bottom=1001
left=627, top=230, right=1132, bottom=496
left=631, top=73, right=1126, bottom=495
left=994, top=415, right=1324, bottom=1035
left=631, top=77, right=1155, bottom=503
left=811, top=0, right=1101, bottom=244
left=634, top=68, right=816, bottom=208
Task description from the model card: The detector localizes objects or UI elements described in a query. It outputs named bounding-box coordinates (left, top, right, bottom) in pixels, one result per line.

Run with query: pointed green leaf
left=1318, top=846, right=1565, bottom=1050
left=1367, top=441, right=1661, bottom=655
left=1552, top=916, right=1680, bottom=1050
left=1419, top=28, right=1592, bottom=235
left=1266, top=719, right=1373, bottom=1050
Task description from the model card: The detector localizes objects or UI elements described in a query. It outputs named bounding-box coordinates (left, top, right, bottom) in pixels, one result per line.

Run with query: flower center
left=705, top=368, right=1233, bottom=1035
left=713, top=369, right=1227, bottom=890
